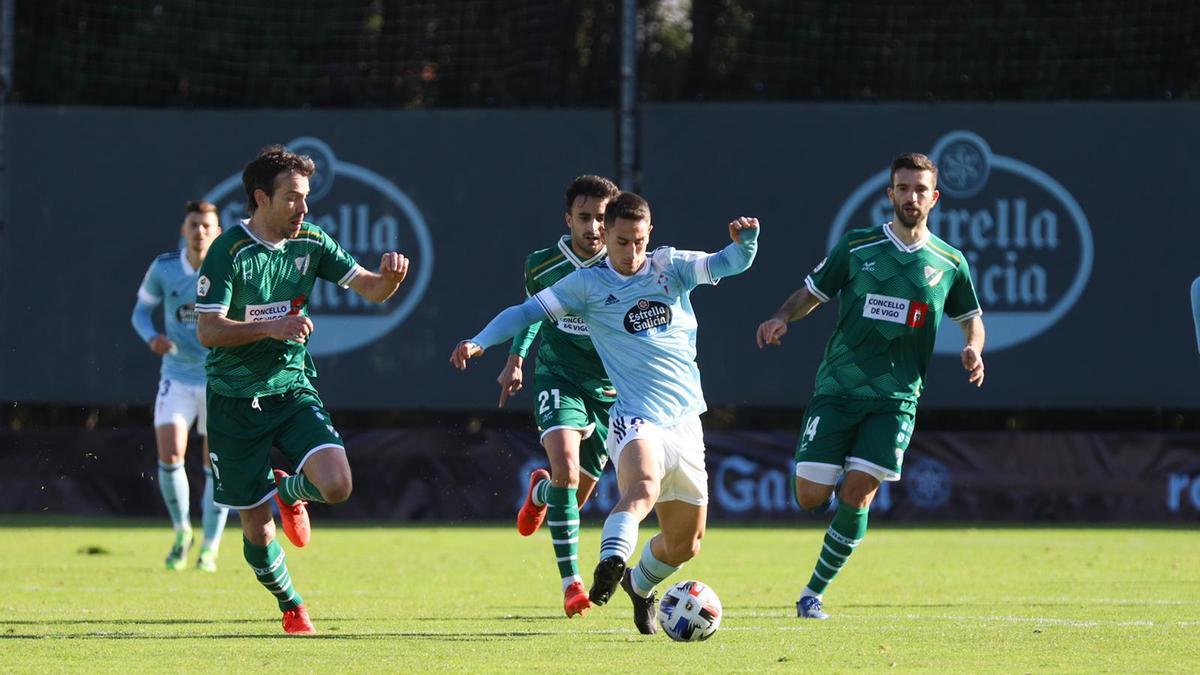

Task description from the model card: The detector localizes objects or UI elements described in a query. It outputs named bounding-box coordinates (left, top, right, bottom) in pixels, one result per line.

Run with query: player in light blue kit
left=131, top=200, right=229, bottom=571
left=452, top=192, right=759, bottom=634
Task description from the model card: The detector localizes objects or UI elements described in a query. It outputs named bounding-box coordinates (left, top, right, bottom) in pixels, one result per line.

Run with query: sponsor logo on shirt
left=603, top=294, right=621, bottom=306
left=861, top=261, right=876, bottom=272
left=245, top=301, right=291, bottom=322
left=624, top=299, right=672, bottom=335
left=555, top=314, right=591, bottom=337
left=863, top=293, right=928, bottom=328
left=175, top=303, right=198, bottom=326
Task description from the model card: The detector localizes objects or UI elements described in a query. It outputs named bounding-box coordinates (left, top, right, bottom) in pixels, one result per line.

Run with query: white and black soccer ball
left=657, top=580, right=722, bottom=642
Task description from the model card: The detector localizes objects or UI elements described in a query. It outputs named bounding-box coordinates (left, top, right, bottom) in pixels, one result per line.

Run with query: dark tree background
left=12, top=0, right=1200, bottom=107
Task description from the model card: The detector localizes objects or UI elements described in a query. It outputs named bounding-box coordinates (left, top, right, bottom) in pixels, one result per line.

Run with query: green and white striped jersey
left=195, top=221, right=361, bottom=398
left=806, top=223, right=982, bottom=402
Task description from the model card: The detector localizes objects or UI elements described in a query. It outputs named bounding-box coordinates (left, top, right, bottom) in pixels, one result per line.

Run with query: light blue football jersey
left=132, top=250, right=208, bottom=385
left=534, top=246, right=731, bottom=426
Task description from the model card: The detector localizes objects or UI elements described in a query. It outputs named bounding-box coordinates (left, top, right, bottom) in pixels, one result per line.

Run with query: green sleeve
left=314, top=226, right=361, bottom=288
left=196, top=242, right=234, bottom=312
left=945, top=257, right=983, bottom=321
left=806, top=235, right=851, bottom=302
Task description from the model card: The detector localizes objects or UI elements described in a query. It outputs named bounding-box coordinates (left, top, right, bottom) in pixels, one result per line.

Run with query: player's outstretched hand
left=756, top=317, right=788, bottom=348
left=729, top=216, right=760, bottom=242
left=450, top=340, right=484, bottom=371
left=962, top=346, right=985, bottom=387
left=149, top=334, right=175, bottom=356
left=380, top=252, right=410, bottom=285
left=496, top=356, right=524, bottom=407
left=268, top=315, right=314, bottom=343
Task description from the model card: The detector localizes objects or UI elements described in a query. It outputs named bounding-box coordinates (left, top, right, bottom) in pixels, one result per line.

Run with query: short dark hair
left=603, top=191, right=651, bottom=226
left=242, top=145, right=316, bottom=214
left=184, top=200, right=217, bottom=216
left=890, top=153, right=938, bottom=187
left=565, top=175, right=620, bottom=213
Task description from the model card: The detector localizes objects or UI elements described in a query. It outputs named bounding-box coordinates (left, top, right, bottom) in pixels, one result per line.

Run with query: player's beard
left=892, top=204, right=922, bottom=229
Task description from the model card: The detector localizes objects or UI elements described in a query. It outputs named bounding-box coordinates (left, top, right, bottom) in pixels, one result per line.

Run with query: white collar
left=557, top=235, right=606, bottom=268
left=179, top=248, right=196, bottom=275
left=240, top=219, right=285, bottom=251
left=883, top=221, right=929, bottom=252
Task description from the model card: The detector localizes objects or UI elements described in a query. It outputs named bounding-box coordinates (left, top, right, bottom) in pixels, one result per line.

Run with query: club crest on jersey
left=294, top=254, right=311, bottom=275
left=196, top=275, right=211, bottom=297
left=863, top=293, right=928, bottom=328
left=924, top=265, right=945, bottom=287
left=624, top=298, right=672, bottom=335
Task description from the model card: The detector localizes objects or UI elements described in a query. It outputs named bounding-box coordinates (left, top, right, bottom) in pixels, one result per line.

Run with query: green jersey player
left=195, top=145, right=410, bottom=635
left=756, top=153, right=986, bottom=620
left=498, top=175, right=620, bottom=618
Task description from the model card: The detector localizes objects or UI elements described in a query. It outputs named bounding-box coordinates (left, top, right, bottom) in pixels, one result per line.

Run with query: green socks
left=243, top=537, right=303, bottom=610
left=806, top=503, right=869, bottom=595
left=277, top=473, right=324, bottom=505
left=546, top=486, right=581, bottom=588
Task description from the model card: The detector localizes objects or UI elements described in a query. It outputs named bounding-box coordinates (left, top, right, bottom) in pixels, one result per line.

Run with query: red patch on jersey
left=906, top=301, right=929, bottom=328
left=289, top=295, right=307, bottom=315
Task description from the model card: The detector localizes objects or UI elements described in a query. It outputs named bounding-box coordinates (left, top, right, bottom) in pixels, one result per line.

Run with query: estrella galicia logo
left=204, top=137, right=433, bottom=356
left=175, top=304, right=197, bottom=326
left=829, top=130, right=1093, bottom=353
left=904, top=458, right=952, bottom=510
left=624, top=299, right=672, bottom=335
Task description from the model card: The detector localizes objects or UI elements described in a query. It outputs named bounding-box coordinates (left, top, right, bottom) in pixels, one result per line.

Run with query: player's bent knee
left=319, top=476, right=353, bottom=504
left=794, top=483, right=833, bottom=511
left=549, top=465, right=581, bottom=488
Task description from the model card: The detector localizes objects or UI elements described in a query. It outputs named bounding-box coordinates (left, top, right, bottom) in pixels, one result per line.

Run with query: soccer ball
left=657, top=580, right=722, bottom=642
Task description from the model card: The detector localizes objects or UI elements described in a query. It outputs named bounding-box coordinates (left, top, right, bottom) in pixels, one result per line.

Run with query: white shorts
left=606, top=414, right=708, bottom=506
left=154, top=378, right=207, bottom=435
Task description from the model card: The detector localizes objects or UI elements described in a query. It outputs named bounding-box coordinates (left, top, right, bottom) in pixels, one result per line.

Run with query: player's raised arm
left=958, top=316, right=986, bottom=386
left=703, top=217, right=760, bottom=280
left=349, top=252, right=410, bottom=303
left=449, top=296, right=552, bottom=371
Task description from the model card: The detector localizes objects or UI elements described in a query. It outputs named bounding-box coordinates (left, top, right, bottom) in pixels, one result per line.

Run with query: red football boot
left=273, top=469, right=311, bottom=548
left=516, top=468, right=550, bottom=537
left=282, top=604, right=316, bottom=635
left=564, top=580, right=593, bottom=618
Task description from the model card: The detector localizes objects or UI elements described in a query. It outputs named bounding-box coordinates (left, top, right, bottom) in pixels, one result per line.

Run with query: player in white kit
left=452, top=192, right=759, bottom=634
left=131, top=200, right=229, bottom=571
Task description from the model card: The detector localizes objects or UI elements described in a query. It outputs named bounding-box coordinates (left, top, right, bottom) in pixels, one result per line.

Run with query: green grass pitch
left=1, top=517, right=1197, bottom=672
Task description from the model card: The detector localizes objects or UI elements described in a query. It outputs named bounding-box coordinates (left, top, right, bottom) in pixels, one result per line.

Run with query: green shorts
left=533, top=373, right=612, bottom=480
left=793, top=394, right=917, bottom=484
left=206, top=386, right=344, bottom=509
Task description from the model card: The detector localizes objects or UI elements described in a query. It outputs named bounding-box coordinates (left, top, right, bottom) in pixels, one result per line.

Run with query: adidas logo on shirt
left=603, top=294, right=620, bottom=306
